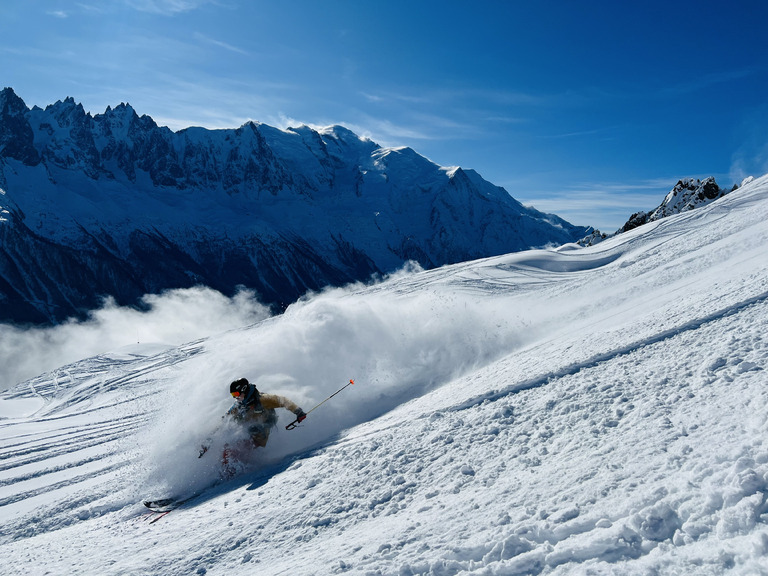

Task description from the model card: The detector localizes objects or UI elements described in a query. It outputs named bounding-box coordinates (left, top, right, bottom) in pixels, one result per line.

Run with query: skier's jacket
left=227, top=392, right=300, bottom=438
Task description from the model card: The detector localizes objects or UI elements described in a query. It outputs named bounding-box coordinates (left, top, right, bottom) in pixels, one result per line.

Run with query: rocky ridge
left=0, top=88, right=589, bottom=324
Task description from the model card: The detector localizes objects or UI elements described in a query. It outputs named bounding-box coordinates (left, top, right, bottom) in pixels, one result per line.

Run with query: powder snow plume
left=136, top=264, right=555, bottom=493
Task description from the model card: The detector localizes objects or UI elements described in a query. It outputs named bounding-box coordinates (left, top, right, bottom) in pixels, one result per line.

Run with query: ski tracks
left=452, top=285, right=768, bottom=414
left=0, top=342, right=205, bottom=543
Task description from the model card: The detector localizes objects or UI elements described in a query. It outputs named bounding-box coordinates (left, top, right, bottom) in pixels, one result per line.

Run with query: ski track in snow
left=0, top=176, right=767, bottom=574
left=0, top=342, right=205, bottom=542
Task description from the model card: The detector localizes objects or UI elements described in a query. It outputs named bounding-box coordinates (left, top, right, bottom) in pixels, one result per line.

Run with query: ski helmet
left=230, top=378, right=250, bottom=398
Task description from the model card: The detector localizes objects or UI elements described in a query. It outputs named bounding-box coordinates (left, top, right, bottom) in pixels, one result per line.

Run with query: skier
left=226, top=377, right=307, bottom=447
left=198, top=378, right=306, bottom=470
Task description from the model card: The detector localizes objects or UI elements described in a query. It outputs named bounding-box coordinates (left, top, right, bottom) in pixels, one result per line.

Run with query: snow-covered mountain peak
left=613, top=176, right=729, bottom=236
left=101, top=102, right=141, bottom=128
left=0, top=88, right=39, bottom=167
left=654, top=176, right=723, bottom=218
left=317, top=123, right=370, bottom=143
left=371, top=145, right=441, bottom=179
left=0, top=89, right=590, bottom=323
left=43, top=96, right=89, bottom=127
left=0, top=87, right=27, bottom=116
left=443, top=165, right=462, bottom=177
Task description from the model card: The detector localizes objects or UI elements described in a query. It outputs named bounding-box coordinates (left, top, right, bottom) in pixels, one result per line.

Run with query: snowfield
left=1, top=175, right=767, bottom=575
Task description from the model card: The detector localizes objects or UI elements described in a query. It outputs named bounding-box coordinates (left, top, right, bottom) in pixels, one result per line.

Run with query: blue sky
left=2, top=0, right=767, bottom=231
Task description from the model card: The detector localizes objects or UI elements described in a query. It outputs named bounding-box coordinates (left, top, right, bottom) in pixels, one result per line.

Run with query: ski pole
left=285, top=379, right=355, bottom=430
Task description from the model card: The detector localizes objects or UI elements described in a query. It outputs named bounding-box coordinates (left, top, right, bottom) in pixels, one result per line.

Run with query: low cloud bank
left=0, top=286, right=271, bottom=392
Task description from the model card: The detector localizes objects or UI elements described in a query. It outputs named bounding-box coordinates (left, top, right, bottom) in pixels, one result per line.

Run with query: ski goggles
left=231, top=390, right=243, bottom=398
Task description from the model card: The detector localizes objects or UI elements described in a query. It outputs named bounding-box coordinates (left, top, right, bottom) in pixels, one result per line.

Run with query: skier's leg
left=250, top=429, right=269, bottom=447
left=221, top=443, right=236, bottom=479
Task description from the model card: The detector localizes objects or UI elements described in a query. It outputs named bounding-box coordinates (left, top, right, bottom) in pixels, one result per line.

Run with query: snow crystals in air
left=1, top=175, right=768, bottom=574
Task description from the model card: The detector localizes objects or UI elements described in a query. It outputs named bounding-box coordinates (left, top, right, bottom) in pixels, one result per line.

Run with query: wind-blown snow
left=0, top=175, right=767, bottom=574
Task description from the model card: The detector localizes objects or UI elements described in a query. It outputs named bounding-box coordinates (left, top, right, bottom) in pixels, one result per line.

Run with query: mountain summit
left=0, top=88, right=589, bottom=323
left=617, top=177, right=729, bottom=234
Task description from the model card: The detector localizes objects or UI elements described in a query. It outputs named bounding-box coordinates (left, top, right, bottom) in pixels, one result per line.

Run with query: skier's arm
left=260, top=393, right=305, bottom=419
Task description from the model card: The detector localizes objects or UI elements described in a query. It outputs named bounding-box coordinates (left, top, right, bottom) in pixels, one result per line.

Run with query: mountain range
left=0, top=87, right=589, bottom=324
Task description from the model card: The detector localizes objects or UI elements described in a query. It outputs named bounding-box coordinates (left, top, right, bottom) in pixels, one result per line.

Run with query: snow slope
left=0, top=175, right=767, bottom=575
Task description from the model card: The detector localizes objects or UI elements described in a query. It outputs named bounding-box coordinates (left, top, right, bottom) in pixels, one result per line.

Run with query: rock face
left=0, top=88, right=589, bottom=324
left=578, top=177, right=732, bottom=247
left=618, top=177, right=727, bottom=234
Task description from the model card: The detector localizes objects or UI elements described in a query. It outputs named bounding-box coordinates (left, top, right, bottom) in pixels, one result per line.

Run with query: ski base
left=142, top=492, right=200, bottom=523
left=143, top=498, right=176, bottom=510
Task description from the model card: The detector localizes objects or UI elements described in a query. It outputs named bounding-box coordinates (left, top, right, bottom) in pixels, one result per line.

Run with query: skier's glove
left=294, top=408, right=307, bottom=423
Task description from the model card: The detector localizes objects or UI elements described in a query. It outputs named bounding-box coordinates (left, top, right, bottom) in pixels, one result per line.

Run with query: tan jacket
left=228, top=393, right=300, bottom=432
left=259, top=393, right=300, bottom=413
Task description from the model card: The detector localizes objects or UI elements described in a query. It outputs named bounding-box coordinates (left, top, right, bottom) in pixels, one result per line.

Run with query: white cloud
left=193, top=32, right=249, bottom=55
left=730, top=145, right=768, bottom=185
left=124, top=0, right=214, bottom=15
left=515, top=178, right=682, bottom=231
left=0, top=287, right=271, bottom=391
left=729, top=105, right=768, bottom=185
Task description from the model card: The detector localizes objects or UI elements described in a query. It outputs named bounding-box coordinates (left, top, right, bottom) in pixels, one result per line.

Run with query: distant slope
left=0, top=87, right=588, bottom=323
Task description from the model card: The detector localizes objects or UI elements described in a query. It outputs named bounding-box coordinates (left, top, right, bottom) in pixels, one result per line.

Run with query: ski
left=143, top=498, right=176, bottom=510
left=142, top=492, right=200, bottom=523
